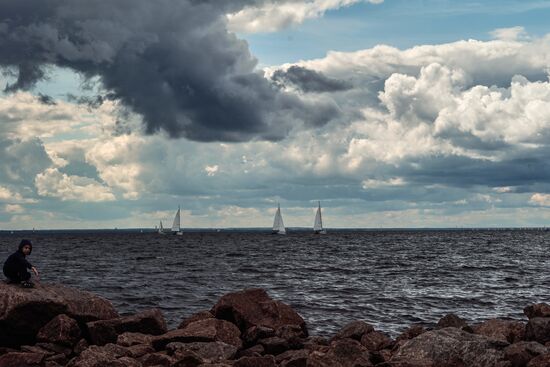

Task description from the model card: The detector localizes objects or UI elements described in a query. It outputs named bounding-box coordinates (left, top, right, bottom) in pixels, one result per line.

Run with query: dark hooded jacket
left=3, top=240, right=33, bottom=278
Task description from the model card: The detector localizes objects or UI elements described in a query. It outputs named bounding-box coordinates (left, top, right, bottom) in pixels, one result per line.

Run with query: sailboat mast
left=318, top=201, right=322, bottom=225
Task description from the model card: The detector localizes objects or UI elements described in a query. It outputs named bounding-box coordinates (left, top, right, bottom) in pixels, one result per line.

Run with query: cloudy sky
left=1, top=0, right=550, bottom=229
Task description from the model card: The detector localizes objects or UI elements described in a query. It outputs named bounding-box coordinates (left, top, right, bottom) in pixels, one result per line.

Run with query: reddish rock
left=37, top=314, right=82, bottom=346
left=0, top=282, right=118, bottom=347
left=276, top=324, right=307, bottom=349
left=139, top=351, right=175, bottom=366
left=526, top=318, right=550, bottom=344
left=276, top=324, right=308, bottom=340
left=375, top=349, right=393, bottom=364
left=34, top=343, right=72, bottom=357
left=152, top=319, right=242, bottom=350
left=44, top=353, right=69, bottom=366
left=116, top=356, right=142, bottom=367
left=361, top=331, right=393, bottom=351
left=307, top=338, right=373, bottom=367
left=390, top=327, right=510, bottom=367
left=527, top=353, right=550, bottom=367
left=65, top=344, right=128, bottom=367
left=504, top=341, right=547, bottom=367
left=275, top=349, right=309, bottom=367
left=20, top=345, right=55, bottom=356
left=87, top=308, right=167, bottom=345
left=211, top=288, right=307, bottom=335
left=437, top=314, right=470, bottom=330
left=233, top=355, right=277, bottom=367
left=258, top=336, right=290, bottom=355
left=167, top=341, right=238, bottom=362
left=73, top=339, right=89, bottom=355
left=170, top=349, right=204, bottom=367
left=302, top=336, right=329, bottom=350
left=238, top=344, right=265, bottom=357
left=331, top=321, right=375, bottom=342
left=178, top=311, right=215, bottom=329
left=126, top=344, right=155, bottom=358
left=0, top=347, right=18, bottom=356
left=525, top=305, right=550, bottom=320
left=242, top=325, right=276, bottom=346
left=0, top=352, right=45, bottom=367
left=474, top=319, right=526, bottom=343
left=117, top=332, right=154, bottom=347
left=395, top=325, right=426, bottom=342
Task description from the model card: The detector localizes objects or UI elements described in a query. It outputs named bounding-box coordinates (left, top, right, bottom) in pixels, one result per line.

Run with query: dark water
left=1, top=230, right=549, bottom=337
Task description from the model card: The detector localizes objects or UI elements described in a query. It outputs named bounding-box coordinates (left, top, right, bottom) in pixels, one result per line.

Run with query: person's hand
left=31, top=267, right=39, bottom=277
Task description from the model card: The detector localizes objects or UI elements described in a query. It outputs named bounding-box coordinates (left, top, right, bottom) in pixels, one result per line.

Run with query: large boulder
left=178, top=310, right=215, bottom=329
left=65, top=344, right=130, bottom=367
left=0, top=282, right=118, bottom=347
left=307, top=338, right=374, bottom=367
left=503, top=341, right=547, bottom=367
left=361, top=331, right=393, bottom=351
left=526, top=318, right=550, bottom=344
left=36, top=314, right=82, bottom=346
left=152, top=318, right=242, bottom=350
left=211, top=289, right=307, bottom=335
left=233, top=355, right=277, bottom=367
left=527, top=353, right=550, bottom=367
left=0, top=352, right=46, bottom=367
left=331, top=321, right=375, bottom=342
left=86, top=308, right=167, bottom=345
left=436, top=314, right=471, bottom=331
left=524, top=304, right=550, bottom=320
left=167, top=341, right=238, bottom=362
left=473, top=319, right=525, bottom=343
left=389, top=327, right=511, bottom=367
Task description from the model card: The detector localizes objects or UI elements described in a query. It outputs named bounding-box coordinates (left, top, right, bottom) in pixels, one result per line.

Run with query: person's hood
left=18, top=239, right=32, bottom=255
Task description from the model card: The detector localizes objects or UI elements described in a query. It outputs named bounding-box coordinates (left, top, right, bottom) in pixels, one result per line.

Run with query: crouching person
left=3, top=239, right=39, bottom=288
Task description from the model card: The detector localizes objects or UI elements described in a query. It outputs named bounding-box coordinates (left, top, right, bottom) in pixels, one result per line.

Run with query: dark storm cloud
left=272, top=66, right=353, bottom=93
left=37, top=93, right=57, bottom=106
left=397, top=148, right=550, bottom=190
left=0, top=0, right=336, bottom=141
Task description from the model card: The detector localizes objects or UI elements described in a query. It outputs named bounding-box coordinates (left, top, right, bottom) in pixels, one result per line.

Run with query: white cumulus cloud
left=35, top=168, right=116, bottom=202
left=205, top=165, right=219, bottom=176
left=490, top=26, right=529, bottom=41
left=530, top=193, right=550, bottom=207
left=228, top=0, right=383, bottom=33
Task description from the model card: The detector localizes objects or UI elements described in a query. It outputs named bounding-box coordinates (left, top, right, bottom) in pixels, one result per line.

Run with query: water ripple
left=1, top=230, right=548, bottom=337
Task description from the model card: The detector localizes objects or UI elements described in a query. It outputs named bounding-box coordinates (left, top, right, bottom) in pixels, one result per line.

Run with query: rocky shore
left=2, top=282, right=550, bottom=367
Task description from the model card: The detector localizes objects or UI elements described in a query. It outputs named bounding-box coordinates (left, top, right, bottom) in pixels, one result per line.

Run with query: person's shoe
left=20, top=281, right=34, bottom=288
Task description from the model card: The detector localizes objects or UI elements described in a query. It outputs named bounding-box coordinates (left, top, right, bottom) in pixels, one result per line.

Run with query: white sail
left=314, top=201, right=326, bottom=234
left=158, top=220, right=164, bottom=234
left=272, top=204, right=286, bottom=234
left=171, top=206, right=182, bottom=234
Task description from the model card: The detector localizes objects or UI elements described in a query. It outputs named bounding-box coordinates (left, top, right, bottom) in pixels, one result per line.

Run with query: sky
left=1, top=0, right=550, bottom=229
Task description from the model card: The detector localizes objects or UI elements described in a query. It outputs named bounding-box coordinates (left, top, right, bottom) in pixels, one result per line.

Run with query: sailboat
left=158, top=220, right=166, bottom=235
left=172, top=206, right=183, bottom=235
left=272, top=203, right=286, bottom=235
left=314, top=201, right=327, bottom=234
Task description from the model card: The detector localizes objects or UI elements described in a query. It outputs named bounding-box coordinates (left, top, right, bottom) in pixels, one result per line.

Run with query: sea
left=1, top=229, right=549, bottom=337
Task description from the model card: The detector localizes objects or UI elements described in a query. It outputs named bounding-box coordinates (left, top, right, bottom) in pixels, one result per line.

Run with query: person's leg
left=20, top=271, right=33, bottom=288
left=3, top=268, right=21, bottom=283
left=20, top=271, right=31, bottom=281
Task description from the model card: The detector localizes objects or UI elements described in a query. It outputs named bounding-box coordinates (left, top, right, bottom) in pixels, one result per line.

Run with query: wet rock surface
left=1, top=283, right=548, bottom=367
left=0, top=282, right=118, bottom=347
